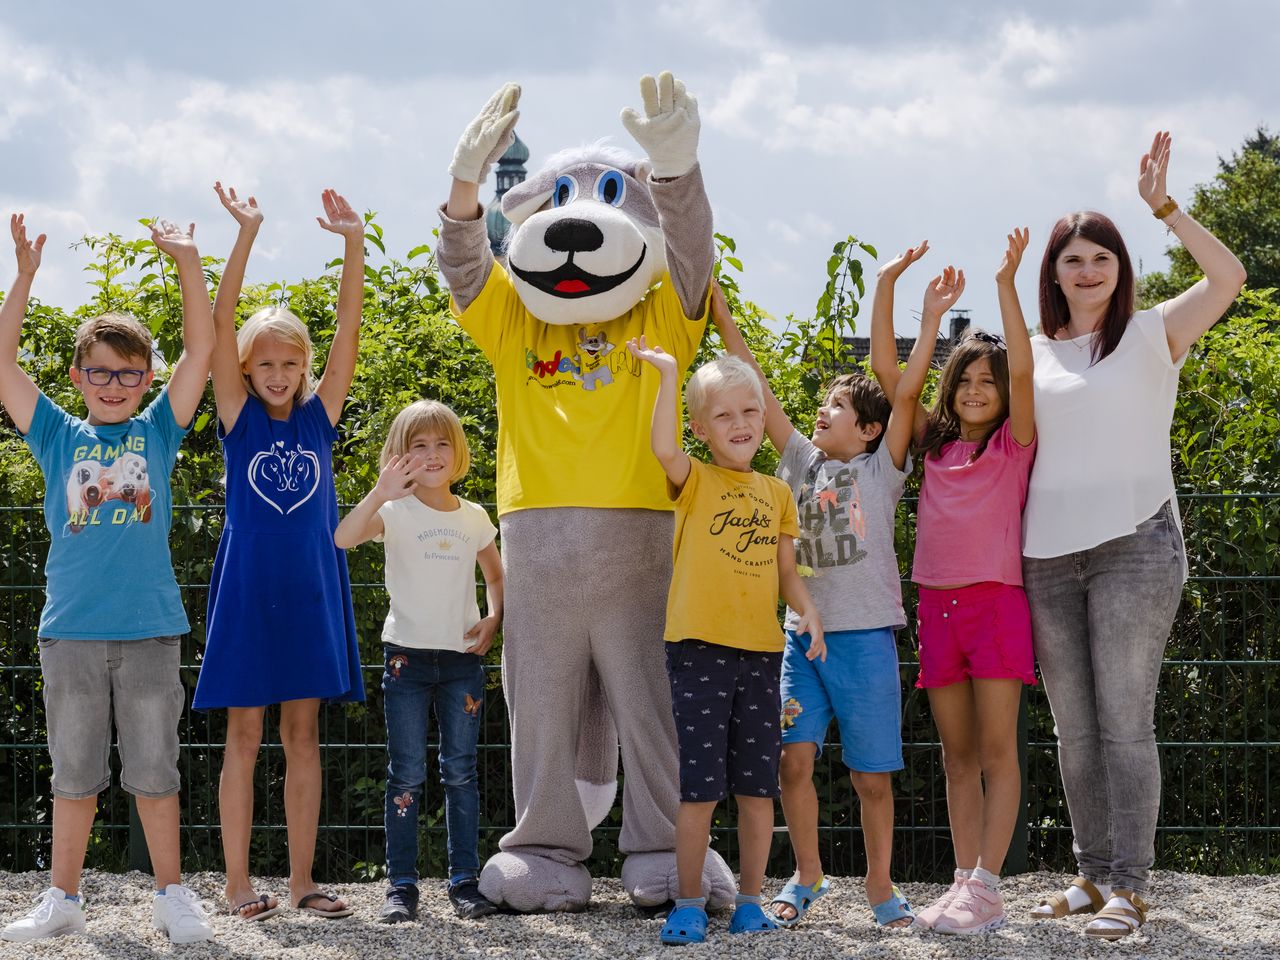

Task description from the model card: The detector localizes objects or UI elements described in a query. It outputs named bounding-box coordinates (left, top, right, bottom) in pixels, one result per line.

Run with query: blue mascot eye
left=595, top=170, right=626, bottom=207
left=552, top=175, right=577, bottom=208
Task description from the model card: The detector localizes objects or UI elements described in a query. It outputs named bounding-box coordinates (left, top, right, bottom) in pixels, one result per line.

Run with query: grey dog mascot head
left=434, top=73, right=736, bottom=914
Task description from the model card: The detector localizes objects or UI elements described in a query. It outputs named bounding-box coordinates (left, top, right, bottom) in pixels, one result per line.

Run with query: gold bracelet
left=1151, top=196, right=1179, bottom=220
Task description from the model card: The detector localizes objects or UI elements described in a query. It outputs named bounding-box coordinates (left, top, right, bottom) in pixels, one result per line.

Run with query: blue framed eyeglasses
left=77, top=367, right=147, bottom=387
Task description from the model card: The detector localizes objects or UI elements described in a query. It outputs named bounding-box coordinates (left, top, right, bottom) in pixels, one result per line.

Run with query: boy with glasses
left=0, top=214, right=216, bottom=944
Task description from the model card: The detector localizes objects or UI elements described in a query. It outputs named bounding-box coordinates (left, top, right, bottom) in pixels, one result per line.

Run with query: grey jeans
left=1023, top=500, right=1185, bottom=893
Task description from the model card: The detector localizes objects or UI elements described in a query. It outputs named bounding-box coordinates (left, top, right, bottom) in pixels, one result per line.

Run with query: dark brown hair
left=824, top=373, right=890, bottom=454
left=1038, top=211, right=1135, bottom=364
left=72, top=312, right=153, bottom=369
left=918, top=333, right=1010, bottom=461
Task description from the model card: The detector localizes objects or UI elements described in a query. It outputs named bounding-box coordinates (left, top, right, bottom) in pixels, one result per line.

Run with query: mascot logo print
left=248, top=440, right=320, bottom=516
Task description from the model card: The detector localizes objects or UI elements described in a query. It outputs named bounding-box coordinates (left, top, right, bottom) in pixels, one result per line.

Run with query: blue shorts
left=667, top=639, right=783, bottom=803
left=780, top=628, right=904, bottom=773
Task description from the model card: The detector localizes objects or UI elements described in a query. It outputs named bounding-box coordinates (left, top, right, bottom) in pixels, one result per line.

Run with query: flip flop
left=229, top=893, right=281, bottom=921
left=871, top=885, right=915, bottom=927
left=295, top=892, right=353, bottom=919
left=769, top=877, right=830, bottom=928
left=729, top=901, right=779, bottom=934
left=660, top=904, right=708, bottom=945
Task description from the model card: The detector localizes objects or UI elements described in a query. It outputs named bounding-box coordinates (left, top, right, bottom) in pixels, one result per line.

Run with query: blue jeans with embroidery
left=382, top=644, right=485, bottom=885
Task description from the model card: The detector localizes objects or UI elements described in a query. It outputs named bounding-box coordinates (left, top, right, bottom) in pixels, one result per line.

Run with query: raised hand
left=214, top=181, right=263, bottom=233
left=373, top=454, right=428, bottom=503
left=150, top=218, right=199, bottom=261
left=316, top=189, right=363, bottom=240
left=996, top=228, right=1030, bottom=286
left=877, top=240, right=930, bottom=282
left=1138, top=131, right=1172, bottom=212
left=626, top=334, right=678, bottom=375
left=620, top=71, right=700, bottom=179
left=11, top=214, right=45, bottom=277
left=449, top=83, right=521, bottom=184
left=923, top=265, right=965, bottom=319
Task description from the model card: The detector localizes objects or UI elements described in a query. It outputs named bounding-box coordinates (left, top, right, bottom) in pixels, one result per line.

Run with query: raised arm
left=869, top=241, right=929, bottom=397
left=210, top=182, right=260, bottom=432
left=315, top=189, right=366, bottom=425
left=464, top=542, right=504, bottom=656
left=709, top=282, right=794, bottom=452
left=150, top=220, right=213, bottom=428
left=778, top=537, right=825, bottom=662
left=1138, top=132, right=1248, bottom=359
left=622, top=72, right=712, bottom=319
left=995, top=228, right=1035, bottom=446
left=333, top=454, right=428, bottom=549
left=626, top=335, right=691, bottom=490
left=0, top=214, right=45, bottom=434
left=892, top=266, right=966, bottom=465
left=439, top=83, right=520, bottom=311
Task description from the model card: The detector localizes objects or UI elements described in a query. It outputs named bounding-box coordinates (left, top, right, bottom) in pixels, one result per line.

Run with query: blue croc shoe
left=729, top=900, right=779, bottom=934
left=660, top=904, right=708, bottom=945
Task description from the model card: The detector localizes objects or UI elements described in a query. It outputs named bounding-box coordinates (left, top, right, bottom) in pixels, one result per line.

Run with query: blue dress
left=194, top=394, right=364, bottom=709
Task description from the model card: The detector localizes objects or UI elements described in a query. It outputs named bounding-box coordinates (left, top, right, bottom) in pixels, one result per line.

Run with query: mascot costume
left=437, top=74, right=737, bottom=912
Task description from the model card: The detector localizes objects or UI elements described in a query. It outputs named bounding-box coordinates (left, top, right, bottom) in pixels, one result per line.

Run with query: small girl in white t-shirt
left=335, top=399, right=502, bottom=923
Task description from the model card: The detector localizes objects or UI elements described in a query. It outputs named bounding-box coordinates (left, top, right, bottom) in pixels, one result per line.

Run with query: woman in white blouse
left=1023, top=132, right=1246, bottom=941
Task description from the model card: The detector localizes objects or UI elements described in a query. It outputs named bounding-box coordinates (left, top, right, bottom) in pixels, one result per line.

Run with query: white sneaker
left=153, top=884, right=215, bottom=945
left=1, top=887, right=87, bottom=941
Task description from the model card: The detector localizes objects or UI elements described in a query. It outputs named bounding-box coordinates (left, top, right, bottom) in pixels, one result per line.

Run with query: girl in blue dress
left=194, top=183, right=365, bottom=921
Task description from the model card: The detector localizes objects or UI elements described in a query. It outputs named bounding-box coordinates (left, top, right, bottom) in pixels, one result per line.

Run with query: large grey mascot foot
left=479, top=852, right=593, bottom=913
left=621, top=849, right=737, bottom=910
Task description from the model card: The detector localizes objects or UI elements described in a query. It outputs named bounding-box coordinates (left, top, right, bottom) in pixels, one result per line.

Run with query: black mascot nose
left=544, top=218, right=604, bottom=254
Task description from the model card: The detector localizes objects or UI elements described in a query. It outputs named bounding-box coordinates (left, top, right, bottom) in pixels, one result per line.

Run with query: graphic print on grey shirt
left=777, top=431, right=909, bottom=633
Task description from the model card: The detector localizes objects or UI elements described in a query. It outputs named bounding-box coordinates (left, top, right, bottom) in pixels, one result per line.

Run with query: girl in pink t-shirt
left=869, top=229, right=1036, bottom=936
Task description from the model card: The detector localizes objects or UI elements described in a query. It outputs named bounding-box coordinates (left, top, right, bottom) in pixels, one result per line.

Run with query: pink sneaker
left=933, top=878, right=1006, bottom=935
left=912, top=871, right=967, bottom=930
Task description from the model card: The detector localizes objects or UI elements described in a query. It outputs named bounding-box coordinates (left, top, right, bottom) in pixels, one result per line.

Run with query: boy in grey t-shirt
left=713, top=284, right=917, bottom=928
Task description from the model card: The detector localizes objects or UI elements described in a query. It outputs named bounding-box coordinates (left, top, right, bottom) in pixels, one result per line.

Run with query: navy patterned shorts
left=666, top=639, right=783, bottom=802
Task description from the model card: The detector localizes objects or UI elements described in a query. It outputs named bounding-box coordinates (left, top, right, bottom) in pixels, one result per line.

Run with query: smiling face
left=1054, top=236, right=1121, bottom=321
left=690, top=382, right=765, bottom=472
left=813, top=388, right=880, bottom=460
left=69, top=342, right=154, bottom=425
left=952, top=356, right=1005, bottom=439
left=407, top=430, right=456, bottom=494
left=503, top=158, right=667, bottom=326
left=243, top=334, right=306, bottom=418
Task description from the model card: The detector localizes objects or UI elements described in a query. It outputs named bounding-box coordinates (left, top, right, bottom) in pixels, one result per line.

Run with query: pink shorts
left=914, top=581, right=1036, bottom=689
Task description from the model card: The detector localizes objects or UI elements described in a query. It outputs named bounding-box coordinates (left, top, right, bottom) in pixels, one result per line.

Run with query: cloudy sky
left=1, top=1, right=1275, bottom=337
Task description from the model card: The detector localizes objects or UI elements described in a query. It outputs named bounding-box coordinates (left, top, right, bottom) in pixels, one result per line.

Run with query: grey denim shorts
left=38, top=636, right=185, bottom=799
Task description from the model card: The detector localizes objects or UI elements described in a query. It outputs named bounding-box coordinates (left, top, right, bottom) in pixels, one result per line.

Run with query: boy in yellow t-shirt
left=626, top=336, right=825, bottom=946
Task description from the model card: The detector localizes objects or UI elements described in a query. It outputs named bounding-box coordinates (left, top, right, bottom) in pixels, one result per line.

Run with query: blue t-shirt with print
left=23, top=388, right=189, bottom=640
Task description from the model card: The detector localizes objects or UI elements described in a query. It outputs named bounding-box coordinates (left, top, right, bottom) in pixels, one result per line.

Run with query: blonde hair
left=380, top=399, right=471, bottom=485
left=684, top=353, right=764, bottom=422
left=73, top=312, right=153, bottom=368
left=236, top=307, right=317, bottom=403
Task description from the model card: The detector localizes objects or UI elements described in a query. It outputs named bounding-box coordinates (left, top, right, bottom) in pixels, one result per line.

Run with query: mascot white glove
left=620, top=71, right=700, bottom=180
left=449, top=82, right=521, bottom=184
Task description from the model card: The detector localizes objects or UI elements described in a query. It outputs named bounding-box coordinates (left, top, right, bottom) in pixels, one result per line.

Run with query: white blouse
left=1023, top=305, right=1187, bottom=559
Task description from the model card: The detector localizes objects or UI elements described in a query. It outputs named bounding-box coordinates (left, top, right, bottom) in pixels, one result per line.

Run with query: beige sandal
left=1031, top=876, right=1105, bottom=919
left=1085, top=890, right=1148, bottom=940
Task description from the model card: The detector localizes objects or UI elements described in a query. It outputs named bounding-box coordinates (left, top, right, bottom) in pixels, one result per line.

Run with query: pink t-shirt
left=911, top=419, right=1037, bottom=587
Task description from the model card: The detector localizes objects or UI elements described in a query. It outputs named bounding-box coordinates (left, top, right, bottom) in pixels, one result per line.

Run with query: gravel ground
left=1, top=870, right=1277, bottom=959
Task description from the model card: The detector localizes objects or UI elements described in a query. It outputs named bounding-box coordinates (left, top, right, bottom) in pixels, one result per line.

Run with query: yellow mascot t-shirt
left=664, top=459, right=800, bottom=652
left=455, top=263, right=707, bottom=515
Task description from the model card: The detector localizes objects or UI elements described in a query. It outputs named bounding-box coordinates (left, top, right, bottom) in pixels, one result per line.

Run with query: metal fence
left=1, top=493, right=1276, bottom=883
